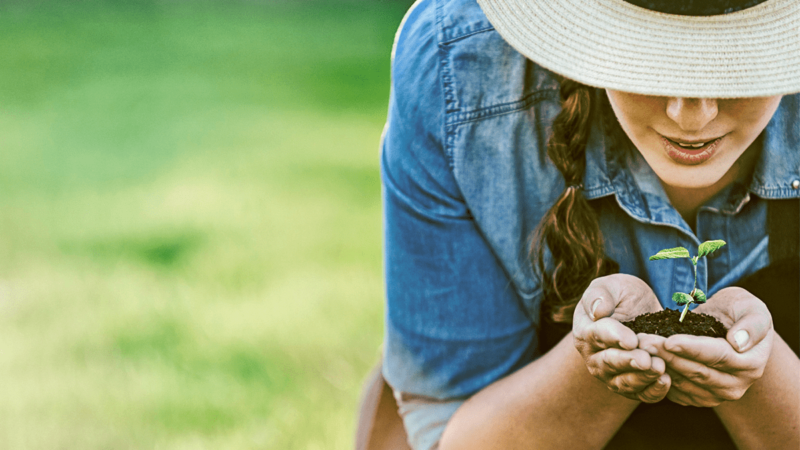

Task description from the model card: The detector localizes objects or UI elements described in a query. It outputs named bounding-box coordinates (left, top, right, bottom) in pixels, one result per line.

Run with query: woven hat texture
left=476, top=0, right=800, bottom=98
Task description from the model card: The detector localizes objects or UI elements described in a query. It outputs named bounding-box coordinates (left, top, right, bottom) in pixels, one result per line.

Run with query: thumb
left=581, top=279, right=618, bottom=321
left=726, top=302, right=772, bottom=353
left=727, top=312, right=771, bottom=353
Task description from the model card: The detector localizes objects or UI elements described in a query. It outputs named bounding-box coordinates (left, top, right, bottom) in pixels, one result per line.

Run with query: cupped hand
left=573, top=274, right=670, bottom=403
left=637, top=287, right=774, bottom=407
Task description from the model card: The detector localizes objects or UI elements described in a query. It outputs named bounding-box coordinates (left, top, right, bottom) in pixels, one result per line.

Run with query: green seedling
left=649, top=240, right=727, bottom=322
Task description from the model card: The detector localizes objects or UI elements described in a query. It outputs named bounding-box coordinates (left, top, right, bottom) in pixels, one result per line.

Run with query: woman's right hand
left=573, top=274, right=671, bottom=403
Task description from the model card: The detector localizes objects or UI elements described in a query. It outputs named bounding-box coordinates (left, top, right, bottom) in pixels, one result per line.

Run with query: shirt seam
left=749, top=186, right=800, bottom=198
left=435, top=0, right=457, bottom=171
left=439, top=26, right=494, bottom=45
left=446, top=89, right=558, bottom=127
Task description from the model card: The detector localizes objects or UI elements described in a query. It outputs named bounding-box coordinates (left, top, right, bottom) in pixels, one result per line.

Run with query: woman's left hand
left=637, top=287, right=774, bottom=407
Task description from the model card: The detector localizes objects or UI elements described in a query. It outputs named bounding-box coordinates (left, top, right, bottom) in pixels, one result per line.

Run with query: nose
left=665, top=97, right=718, bottom=132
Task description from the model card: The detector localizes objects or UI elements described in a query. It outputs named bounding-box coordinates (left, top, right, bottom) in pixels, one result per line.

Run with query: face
left=605, top=90, right=783, bottom=190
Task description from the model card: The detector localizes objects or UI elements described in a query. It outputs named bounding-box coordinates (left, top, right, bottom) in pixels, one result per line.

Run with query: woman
left=380, top=0, right=800, bottom=448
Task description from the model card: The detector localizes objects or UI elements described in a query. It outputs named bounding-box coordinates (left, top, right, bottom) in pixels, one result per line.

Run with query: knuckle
left=600, top=351, right=611, bottom=367
left=685, top=367, right=710, bottom=383
left=637, top=393, right=655, bottom=403
left=592, top=334, right=609, bottom=350
left=616, top=377, right=633, bottom=392
left=708, top=352, right=729, bottom=369
left=720, top=388, right=745, bottom=402
left=637, top=389, right=660, bottom=404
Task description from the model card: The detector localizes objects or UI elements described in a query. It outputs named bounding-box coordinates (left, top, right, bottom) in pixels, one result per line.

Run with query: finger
left=660, top=353, right=734, bottom=388
left=663, top=335, right=734, bottom=369
left=651, top=342, right=715, bottom=378
left=637, top=333, right=667, bottom=356
left=593, top=348, right=654, bottom=373
left=666, top=386, right=702, bottom=407
left=636, top=374, right=670, bottom=403
left=607, top=370, right=660, bottom=394
left=588, top=318, right=638, bottom=350
left=650, top=356, right=666, bottom=376
left=700, top=287, right=773, bottom=353
left=666, top=372, right=724, bottom=407
left=581, top=282, right=618, bottom=321
left=726, top=305, right=772, bottom=353
left=573, top=294, right=608, bottom=338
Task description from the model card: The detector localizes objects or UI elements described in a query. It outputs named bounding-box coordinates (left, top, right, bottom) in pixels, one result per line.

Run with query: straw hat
left=475, top=0, right=800, bottom=98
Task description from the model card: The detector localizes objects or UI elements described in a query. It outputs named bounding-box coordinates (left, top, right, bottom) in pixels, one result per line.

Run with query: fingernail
left=630, top=360, right=641, bottom=370
left=657, top=375, right=668, bottom=386
left=644, top=346, right=657, bottom=355
left=734, top=330, right=750, bottom=351
left=591, top=298, right=602, bottom=320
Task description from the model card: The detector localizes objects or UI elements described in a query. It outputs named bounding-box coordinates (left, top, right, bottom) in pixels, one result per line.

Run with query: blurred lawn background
left=0, top=0, right=410, bottom=448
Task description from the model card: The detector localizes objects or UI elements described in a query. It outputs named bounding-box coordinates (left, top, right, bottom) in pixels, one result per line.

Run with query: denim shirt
left=381, top=1, right=800, bottom=448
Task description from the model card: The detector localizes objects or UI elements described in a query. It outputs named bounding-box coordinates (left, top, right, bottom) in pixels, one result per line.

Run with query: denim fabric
left=381, top=0, right=800, bottom=449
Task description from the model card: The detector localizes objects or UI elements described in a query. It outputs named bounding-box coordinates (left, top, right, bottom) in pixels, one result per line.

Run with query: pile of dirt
left=622, top=309, right=726, bottom=338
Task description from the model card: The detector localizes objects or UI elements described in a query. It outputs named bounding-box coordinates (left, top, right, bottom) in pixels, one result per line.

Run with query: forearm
left=715, top=331, right=800, bottom=449
left=439, top=333, right=639, bottom=450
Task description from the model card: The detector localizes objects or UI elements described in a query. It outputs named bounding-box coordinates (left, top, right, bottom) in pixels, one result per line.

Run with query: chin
left=656, top=162, right=728, bottom=190
left=663, top=176, right=719, bottom=190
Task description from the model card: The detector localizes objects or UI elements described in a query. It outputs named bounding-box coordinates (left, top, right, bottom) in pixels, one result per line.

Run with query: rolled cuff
left=394, top=390, right=464, bottom=450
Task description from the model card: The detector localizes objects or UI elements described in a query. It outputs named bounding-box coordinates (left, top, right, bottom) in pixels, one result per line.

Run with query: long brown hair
left=531, top=78, right=618, bottom=323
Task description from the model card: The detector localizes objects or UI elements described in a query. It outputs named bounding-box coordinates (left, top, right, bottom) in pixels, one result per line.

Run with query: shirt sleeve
left=381, top=2, right=538, bottom=448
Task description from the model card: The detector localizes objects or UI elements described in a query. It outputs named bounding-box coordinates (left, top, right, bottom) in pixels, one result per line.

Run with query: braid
left=531, top=79, right=616, bottom=323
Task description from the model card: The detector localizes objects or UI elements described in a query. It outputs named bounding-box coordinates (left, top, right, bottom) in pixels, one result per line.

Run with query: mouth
left=660, top=135, right=725, bottom=165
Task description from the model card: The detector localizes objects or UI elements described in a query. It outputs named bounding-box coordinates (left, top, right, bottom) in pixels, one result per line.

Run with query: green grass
left=0, top=1, right=407, bottom=448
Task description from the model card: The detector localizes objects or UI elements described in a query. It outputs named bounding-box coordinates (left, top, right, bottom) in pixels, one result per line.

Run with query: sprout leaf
left=673, top=292, right=694, bottom=305
left=691, top=288, right=707, bottom=304
left=697, top=240, right=726, bottom=258
left=649, top=247, right=690, bottom=261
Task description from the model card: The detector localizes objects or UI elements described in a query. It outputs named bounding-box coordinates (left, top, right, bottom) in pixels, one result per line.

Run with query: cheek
left=608, top=93, right=665, bottom=135
left=722, top=97, right=782, bottom=129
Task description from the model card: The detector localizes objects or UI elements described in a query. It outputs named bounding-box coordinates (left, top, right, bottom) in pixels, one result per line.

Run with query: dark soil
left=622, top=309, right=727, bottom=338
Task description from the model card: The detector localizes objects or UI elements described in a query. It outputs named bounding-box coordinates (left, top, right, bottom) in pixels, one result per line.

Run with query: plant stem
left=680, top=255, right=701, bottom=323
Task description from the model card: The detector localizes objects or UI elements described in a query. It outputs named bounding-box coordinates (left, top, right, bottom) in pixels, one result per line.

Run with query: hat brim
left=476, top=0, right=800, bottom=98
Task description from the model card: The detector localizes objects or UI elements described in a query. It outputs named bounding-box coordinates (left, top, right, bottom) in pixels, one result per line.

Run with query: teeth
left=678, top=142, right=706, bottom=148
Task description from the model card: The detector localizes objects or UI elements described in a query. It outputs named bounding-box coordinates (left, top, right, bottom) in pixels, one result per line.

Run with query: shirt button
left=793, top=179, right=800, bottom=189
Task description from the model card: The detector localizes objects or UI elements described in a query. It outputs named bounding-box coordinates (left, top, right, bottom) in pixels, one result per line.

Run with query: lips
left=660, top=135, right=724, bottom=165
left=672, top=140, right=709, bottom=149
